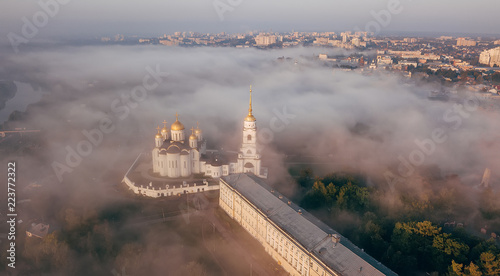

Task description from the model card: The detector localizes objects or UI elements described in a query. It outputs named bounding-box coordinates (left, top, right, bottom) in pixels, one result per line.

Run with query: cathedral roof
left=160, top=140, right=191, bottom=154
left=165, top=145, right=181, bottom=154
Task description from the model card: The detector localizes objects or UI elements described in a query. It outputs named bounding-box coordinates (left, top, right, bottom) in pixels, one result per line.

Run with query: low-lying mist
left=1, top=44, right=499, bottom=274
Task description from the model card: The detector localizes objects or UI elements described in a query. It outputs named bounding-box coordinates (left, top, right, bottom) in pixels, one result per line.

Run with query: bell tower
left=238, top=86, right=261, bottom=175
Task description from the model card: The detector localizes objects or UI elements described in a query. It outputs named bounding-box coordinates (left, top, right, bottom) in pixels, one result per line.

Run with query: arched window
left=247, top=134, right=252, bottom=141
left=247, top=149, right=252, bottom=154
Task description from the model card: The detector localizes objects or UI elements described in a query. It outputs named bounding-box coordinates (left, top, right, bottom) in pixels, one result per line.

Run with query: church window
left=184, top=161, right=186, bottom=168
left=247, top=150, right=252, bottom=154
left=247, top=134, right=252, bottom=141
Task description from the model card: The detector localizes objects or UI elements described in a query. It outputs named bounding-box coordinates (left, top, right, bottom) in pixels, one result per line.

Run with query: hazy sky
left=1, top=0, right=499, bottom=41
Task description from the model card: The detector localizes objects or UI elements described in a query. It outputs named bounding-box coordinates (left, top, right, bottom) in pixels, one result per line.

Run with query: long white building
left=219, top=173, right=397, bottom=276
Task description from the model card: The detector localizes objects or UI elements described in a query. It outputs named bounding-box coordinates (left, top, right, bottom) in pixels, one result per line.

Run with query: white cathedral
left=152, top=87, right=268, bottom=179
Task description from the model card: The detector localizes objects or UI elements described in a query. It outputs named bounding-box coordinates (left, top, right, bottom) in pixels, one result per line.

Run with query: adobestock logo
left=51, top=65, right=169, bottom=183
left=7, top=0, right=72, bottom=54
left=384, top=93, right=484, bottom=193
left=353, top=0, right=404, bottom=35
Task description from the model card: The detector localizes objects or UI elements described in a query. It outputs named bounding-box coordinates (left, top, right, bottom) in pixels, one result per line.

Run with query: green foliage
left=300, top=173, right=369, bottom=212
left=480, top=252, right=500, bottom=275
left=449, top=260, right=482, bottom=276
left=297, top=171, right=500, bottom=275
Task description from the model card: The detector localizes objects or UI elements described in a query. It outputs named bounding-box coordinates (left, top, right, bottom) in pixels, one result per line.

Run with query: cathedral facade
left=152, top=88, right=267, bottom=179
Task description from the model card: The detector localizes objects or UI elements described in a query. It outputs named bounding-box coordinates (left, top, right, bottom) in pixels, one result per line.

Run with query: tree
left=449, top=260, right=482, bottom=276
left=433, top=233, right=469, bottom=259
left=336, top=182, right=369, bottom=211
left=23, top=232, right=72, bottom=273
left=480, top=252, right=500, bottom=275
left=301, top=181, right=328, bottom=209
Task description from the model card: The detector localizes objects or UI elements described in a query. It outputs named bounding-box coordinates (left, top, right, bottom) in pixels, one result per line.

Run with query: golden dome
left=245, top=114, right=256, bottom=122
left=171, top=112, right=185, bottom=131
left=189, top=127, right=197, bottom=140
left=155, top=126, right=162, bottom=138
left=195, top=122, right=202, bottom=134
left=161, top=120, right=168, bottom=134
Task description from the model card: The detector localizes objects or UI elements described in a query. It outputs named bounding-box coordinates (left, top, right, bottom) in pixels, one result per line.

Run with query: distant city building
left=456, top=38, right=477, bottom=47
left=479, top=47, right=500, bottom=67
left=255, top=34, right=277, bottom=46
left=219, top=173, right=397, bottom=276
left=377, top=55, right=393, bottom=66
left=341, top=32, right=348, bottom=43
left=313, top=37, right=329, bottom=46
left=351, top=37, right=361, bottom=47
left=159, top=39, right=177, bottom=46
left=438, top=36, right=453, bottom=40
left=403, top=38, right=417, bottom=43
left=494, top=40, right=500, bottom=45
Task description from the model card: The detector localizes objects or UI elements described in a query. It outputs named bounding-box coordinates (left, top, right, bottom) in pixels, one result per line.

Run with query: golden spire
left=175, top=112, right=179, bottom=121
left=248, top=85, right=253, bottom=116
left=245, top=85, right=256, bottom=122
left=163, top=120, right=167, bottom=127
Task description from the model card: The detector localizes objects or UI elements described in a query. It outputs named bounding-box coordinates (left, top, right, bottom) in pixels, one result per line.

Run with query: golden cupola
left=244, top=85, right=256, bottom=122
left=155, top=126, right=162, bottom=138
left=195, top=122, right=202, bottom=134
left=189, top=127, right=197, bottom=140
left=161, top=120, right=168, bottom=135
left=171, top=113, right=185, bottom=131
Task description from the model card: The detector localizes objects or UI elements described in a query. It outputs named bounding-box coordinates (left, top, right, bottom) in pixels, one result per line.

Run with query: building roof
left=160, top=140, right=191, bottom=153
left=221, top=173, right=397, bottom=276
